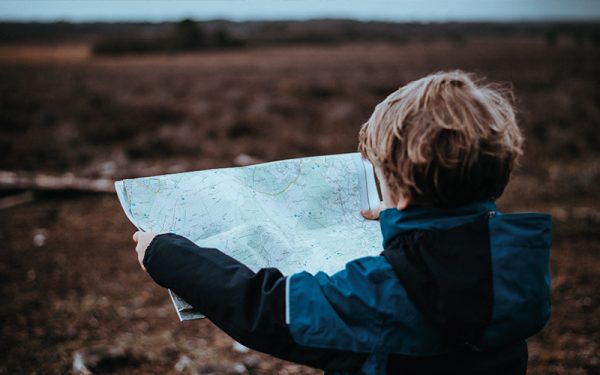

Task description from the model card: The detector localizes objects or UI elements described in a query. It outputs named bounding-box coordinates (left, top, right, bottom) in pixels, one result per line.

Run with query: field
left=0, top=31, right=599, bottom=374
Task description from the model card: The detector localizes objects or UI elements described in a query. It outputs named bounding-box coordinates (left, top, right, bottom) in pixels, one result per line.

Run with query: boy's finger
left=133, top=231, right=139, bottom=243
left=361, top=209, right=378, bottom=220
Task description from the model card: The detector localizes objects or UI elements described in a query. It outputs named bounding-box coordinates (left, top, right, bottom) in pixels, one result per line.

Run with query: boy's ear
left=396, top=196, right=410, bottom=211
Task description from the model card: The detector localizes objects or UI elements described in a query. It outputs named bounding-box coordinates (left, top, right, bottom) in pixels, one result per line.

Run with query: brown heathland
left=0, top=36, right=599, bottom=374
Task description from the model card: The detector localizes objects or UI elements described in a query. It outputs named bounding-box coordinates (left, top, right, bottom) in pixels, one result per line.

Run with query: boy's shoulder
left=489, top=211, right=552, bottom=248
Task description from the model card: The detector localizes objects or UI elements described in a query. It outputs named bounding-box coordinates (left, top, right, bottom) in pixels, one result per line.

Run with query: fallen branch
left=0, top=170, right=115, bottom=193
left=0, top=190, right=36, bottom=210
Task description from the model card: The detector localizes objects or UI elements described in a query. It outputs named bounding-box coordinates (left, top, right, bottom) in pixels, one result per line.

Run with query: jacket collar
left=380, top=200, right=497, bottom=248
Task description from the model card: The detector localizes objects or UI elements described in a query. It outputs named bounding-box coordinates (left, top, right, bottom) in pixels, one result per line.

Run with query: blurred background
left=0, top=1, right=599, bottom=374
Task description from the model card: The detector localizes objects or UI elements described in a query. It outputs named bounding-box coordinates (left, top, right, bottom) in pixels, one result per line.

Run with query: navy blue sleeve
left=143, top=233, right=367, bottom=371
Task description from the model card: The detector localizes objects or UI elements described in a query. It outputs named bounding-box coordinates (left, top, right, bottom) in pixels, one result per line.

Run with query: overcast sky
left=1, top=0, right=599, bottom=22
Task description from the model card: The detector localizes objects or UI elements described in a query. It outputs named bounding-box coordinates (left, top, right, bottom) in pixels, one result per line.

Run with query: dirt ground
left=0, top=37, right=599, bottom=374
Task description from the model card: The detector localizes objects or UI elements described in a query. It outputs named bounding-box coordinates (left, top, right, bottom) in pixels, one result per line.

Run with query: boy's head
left=359, top=70, right=523, bottom=208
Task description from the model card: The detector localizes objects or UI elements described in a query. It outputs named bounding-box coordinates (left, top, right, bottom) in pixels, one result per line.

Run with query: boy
left=132, top=71, right=552, bottom=374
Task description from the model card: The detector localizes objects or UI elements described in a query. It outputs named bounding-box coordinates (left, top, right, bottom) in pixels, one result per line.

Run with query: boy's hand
left=132, top=231, right=158, bottom=271
left=361, top=202, right=384, bottom=220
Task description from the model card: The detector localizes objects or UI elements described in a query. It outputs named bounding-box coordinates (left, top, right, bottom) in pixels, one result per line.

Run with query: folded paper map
left=115, top=152, right=382, bottom=320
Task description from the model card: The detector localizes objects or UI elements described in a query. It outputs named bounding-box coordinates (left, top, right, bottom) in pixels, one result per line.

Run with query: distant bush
left=214, top=27, right=246, bottom=48
left=545, top=29, right=558, bottom=47
left=172, top=19, right=207, bottom=50
left=93, top=36, right=167, bottom=55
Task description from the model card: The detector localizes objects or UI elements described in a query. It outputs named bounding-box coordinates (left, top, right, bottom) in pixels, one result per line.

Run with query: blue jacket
left=144, top=201, right=552, bottom=374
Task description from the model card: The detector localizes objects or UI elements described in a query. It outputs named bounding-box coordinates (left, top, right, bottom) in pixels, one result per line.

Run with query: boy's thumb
left=361, top=209, right=378, bottom=220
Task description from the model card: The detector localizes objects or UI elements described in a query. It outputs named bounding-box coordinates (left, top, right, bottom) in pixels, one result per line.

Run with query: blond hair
left=358, top=70, right=523, bottom=207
